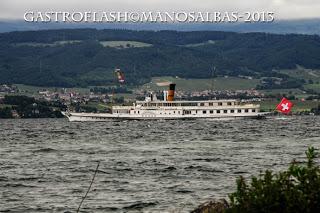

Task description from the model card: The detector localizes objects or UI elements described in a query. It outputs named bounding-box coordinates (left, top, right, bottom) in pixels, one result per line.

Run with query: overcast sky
left=1, top=0, right=320, bottom=20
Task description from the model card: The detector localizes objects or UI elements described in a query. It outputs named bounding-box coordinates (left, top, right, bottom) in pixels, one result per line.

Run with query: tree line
left=0, top=29, right=320, bottom=87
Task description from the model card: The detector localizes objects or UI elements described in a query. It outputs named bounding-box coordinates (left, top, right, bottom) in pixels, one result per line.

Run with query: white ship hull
left=62, top=111, right=269, bottom=122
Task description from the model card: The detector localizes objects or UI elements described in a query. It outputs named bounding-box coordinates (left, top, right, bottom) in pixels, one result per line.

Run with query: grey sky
left=1, top=0, right=319, bottom=20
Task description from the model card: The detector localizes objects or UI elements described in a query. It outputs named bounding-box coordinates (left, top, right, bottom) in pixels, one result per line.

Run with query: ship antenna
left=210, top=65, right=216, bottom=92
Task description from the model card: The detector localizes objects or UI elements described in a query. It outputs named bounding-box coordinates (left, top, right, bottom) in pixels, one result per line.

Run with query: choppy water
left=0, top=116, right=320, bottom=212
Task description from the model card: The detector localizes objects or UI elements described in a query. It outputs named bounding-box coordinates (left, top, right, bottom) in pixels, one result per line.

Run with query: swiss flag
left=276, top=98, right=293, bottom=114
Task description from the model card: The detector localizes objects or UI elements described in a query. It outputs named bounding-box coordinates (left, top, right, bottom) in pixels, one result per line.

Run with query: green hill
left=0, top=29, right=320, bottom=87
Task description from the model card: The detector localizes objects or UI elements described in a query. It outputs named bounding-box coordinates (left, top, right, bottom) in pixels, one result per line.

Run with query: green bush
left=226, top=147, right=320, bottom=213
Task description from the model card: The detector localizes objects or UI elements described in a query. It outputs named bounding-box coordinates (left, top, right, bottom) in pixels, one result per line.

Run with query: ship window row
left=133, top=110, right=184, bottom=115
left=141, top=102, right=237, bottom=107
left=114, top=110, right=130, bottom=114
left=130, top=109, right=256, bottom=115
left=193, top=109, right=256, bottom=114
left=215, top=109, right=256, bottom=113
left=159, top=111, right=181, bottom=115
left=199, top=102, right=234, bottom=106
left=142, top=103, right=198, bottom=107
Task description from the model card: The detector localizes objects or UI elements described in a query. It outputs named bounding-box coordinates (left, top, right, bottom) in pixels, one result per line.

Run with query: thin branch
left=76, top=161, right=100, bottom=213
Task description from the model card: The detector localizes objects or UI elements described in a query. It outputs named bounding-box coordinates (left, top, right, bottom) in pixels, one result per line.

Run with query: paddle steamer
left=63, top=84, right=268, bottom=121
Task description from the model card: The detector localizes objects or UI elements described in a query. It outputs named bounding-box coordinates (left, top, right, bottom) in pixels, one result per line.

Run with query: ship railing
left=112, top=104, right=260, bottom=110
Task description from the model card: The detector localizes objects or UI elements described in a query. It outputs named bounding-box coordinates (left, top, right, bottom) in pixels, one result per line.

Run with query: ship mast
left=210, top=65, right=216, bottom=92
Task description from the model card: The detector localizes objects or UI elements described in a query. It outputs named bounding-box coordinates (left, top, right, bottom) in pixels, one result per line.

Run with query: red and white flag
left=276, top=97, right=293, bottom=114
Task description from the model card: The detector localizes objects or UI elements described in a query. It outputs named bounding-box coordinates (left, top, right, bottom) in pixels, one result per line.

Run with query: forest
left=0, top=29, right=320, bottom=87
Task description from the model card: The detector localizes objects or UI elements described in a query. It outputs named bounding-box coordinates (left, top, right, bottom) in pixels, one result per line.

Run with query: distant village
left=0, top=84, right=265, bottom=105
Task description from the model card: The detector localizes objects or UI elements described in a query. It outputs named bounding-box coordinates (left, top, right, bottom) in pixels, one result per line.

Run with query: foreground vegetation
left=193, top=147, right=320, bottom=213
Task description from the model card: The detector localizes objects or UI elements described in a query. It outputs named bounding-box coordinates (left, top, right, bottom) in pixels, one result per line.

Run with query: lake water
left=0, top=116, right=320, bottom=212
